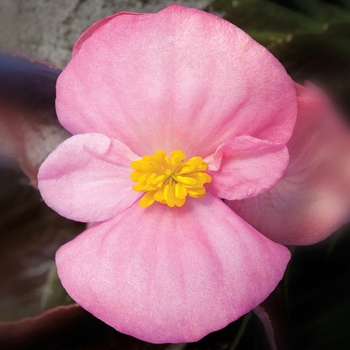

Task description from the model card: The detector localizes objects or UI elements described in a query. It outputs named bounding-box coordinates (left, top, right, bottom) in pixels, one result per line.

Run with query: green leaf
left=206, top=0, right=321, bottom=46
left=206, top=0, right=350, bottom=47
left=40, top=265, right=73, bottom=312
left=270, top=23, right=350, bottom=117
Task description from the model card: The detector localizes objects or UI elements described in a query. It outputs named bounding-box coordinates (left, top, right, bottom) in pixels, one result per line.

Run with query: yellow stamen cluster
left=130, top=150, right=212, bottom=208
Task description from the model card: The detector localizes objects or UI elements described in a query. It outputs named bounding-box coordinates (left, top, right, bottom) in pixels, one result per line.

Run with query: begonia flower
left=228, top=82, right=350, bottom=246
left=38, top=5, right=297, bottom=343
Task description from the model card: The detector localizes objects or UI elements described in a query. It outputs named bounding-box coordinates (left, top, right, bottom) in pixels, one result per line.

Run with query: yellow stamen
left=130, top=149, right=212, bottom=208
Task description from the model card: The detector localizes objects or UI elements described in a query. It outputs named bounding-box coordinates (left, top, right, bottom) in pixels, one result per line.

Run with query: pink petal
left=56, top=5, right=296, bottom=158
left=72, top=12, right=140, bottom=57
left=205, top=135, right=289, bottom=200
left=227, top=82, right=350, bottom=245
left=56, top=193, right=290, bottom=343
left=38, top=133, right=140, bottom=223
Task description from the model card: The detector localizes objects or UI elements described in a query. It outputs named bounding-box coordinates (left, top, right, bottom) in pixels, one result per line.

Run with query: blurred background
left=1, top=1, right=350, bottom=349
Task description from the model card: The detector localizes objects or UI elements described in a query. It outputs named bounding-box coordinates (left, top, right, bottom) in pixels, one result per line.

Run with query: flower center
left=130, top=150, right=212, bottom=208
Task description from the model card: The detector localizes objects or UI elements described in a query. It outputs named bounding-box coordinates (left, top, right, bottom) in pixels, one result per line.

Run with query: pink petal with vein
left=38, top=133, right=140, bottom=223
left=227, top=82, right=350, bottom=245
left=56, top=193, right=290, bottom=343
left=57, top=5, right=296, bottom=158
left=205, top=135, right=289, bottom=200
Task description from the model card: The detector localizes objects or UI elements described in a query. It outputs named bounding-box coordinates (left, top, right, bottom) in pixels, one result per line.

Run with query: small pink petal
left=56, top=5, right=296, bottom=158
left=205, top=135, right=289, bottom=200
left=38, top=133, right=140, bottom=223
left=227, top=82, right=350, bottom=245
left=56, top=193, right=290, bottom=343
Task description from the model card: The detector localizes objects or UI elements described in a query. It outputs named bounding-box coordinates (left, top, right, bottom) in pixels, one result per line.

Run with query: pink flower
left=38, top=5, right=297, bottom=343
left=228, top=82, right=350, bottom=245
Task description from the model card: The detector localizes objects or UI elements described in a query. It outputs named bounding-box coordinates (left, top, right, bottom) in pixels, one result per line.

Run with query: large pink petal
left=56, top=5, right=296, bottom=158
left=227, top=82, right=350, bottom=245
left=56, top=193, right=290, bottom=343
left=38, top=133, right=140, bottom=223
left=205, top=136, right=289, bottom=200
left=72, top=12, right=140, bottom=57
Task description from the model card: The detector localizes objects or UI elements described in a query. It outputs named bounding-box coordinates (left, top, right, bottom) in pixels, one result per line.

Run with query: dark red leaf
left=0, top=55, right=70, bottom=185
left=0, top=160, right=84, bottom=322
left=0, top=304, right=169, bottom=350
